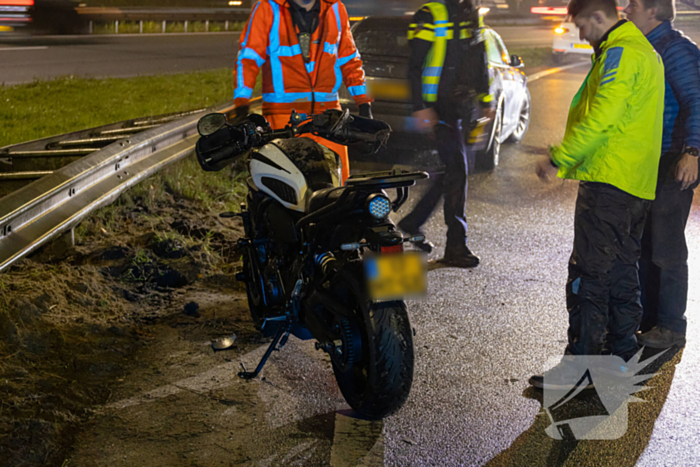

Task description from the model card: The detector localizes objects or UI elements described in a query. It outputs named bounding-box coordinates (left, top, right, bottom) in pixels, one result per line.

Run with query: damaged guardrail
left=0, top=101, right=236, bottom=273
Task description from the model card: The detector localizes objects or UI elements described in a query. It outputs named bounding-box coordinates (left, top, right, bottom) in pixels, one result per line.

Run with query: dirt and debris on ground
left=0, top=159, right=283, bottom=466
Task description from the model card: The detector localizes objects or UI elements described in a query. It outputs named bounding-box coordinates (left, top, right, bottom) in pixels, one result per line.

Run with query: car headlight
left=366, top=194, right=392, bottom=220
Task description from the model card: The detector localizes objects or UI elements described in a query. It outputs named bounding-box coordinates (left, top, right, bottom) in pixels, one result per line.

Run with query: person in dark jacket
left=399, top=0, right=491, bottom=268
left=625, top=0, right=700, bottom=349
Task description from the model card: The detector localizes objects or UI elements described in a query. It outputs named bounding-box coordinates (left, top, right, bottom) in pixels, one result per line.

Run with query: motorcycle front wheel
left=329, top=263, right=414, bottom=419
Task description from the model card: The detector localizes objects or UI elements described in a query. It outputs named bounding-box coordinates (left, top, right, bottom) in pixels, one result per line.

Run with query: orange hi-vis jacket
left=234, top=0, right=373, bottom=118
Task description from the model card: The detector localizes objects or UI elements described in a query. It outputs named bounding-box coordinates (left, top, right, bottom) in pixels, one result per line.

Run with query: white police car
left=552, top=18, right=594, bottom=63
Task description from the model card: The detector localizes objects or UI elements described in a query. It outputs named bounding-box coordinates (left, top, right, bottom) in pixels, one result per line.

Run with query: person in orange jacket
left=233, top=0, right=374, bottom=183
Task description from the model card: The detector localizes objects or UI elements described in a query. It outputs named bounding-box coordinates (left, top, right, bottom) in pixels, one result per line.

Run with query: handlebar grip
left=344, top=130, right=379, bottom=143
left=205, top=144, right=241, bottom=166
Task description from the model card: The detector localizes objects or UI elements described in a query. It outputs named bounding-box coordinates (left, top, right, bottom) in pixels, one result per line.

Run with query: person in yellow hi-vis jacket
left=398, top=0, right=491, bottom=268
left=530, top=0, right=665, bottom=389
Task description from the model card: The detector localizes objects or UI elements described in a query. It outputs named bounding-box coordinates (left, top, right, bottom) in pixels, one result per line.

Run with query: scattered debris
left=184, top=301, right=200, bottom=317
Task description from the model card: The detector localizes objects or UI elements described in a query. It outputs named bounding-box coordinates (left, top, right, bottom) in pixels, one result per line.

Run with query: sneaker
left=397, top=219, right=434, bottom=254
left=437, top=247, right=480, bottom=268
left=637, top=326, right=686, bottom=349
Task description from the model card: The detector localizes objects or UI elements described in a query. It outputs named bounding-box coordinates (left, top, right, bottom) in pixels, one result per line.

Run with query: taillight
left=531, top=6, right=568, bottom=15
left=554, top=27, right=569, bottom=34
left=381, top=244, right=403, bottom=254
left=366, top=194, right=392, bottom=220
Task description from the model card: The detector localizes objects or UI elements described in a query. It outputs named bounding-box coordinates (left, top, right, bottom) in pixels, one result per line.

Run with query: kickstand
left=238, top=323, right=292, bottom=380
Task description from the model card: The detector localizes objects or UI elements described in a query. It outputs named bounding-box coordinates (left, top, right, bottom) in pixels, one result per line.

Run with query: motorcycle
left=195, top=108, right=428, bottom=419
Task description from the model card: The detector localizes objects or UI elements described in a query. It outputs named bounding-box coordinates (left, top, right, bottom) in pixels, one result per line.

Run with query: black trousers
left=566, top=182, right=650, bottom=359
left=400, top=120, right=470, bottom=250
left=639, top=154, right=697, bottom=334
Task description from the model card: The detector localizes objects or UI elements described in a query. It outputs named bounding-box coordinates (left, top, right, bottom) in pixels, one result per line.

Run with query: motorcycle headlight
left=366, top=194, right=392, bottom=220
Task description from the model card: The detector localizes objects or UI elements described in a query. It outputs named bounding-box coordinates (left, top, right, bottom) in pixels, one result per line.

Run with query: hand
left=359, top=103, right=373, bottom=119
left=675, top=152, right=698, bottom=190
left=233, top=105, right=249, bottom=124
left=413, top=108, right=439, bottom=131
left=536, top=157, right=559, bottom=182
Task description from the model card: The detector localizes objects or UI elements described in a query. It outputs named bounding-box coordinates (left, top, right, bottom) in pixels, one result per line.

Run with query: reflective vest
left=409, top=1, right=489, bottom=104
left=234, top=0, right=372, bottom=117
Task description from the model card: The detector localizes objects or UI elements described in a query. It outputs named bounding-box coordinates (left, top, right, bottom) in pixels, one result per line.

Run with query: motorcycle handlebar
left=196, top=110, right=390, bottom=172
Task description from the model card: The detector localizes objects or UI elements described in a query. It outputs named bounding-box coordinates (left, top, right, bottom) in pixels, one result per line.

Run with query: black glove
left=233, top=105, right=249, bottom=123
left=359, top=103, right=373, bottom=119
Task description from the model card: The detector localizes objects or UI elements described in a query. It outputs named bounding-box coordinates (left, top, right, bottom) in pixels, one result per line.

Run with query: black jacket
left=408, top=0, right=490, bottom=121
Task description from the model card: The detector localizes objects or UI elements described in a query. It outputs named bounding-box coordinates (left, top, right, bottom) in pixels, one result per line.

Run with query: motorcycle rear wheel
left=329, top=263, right=414, bottom=419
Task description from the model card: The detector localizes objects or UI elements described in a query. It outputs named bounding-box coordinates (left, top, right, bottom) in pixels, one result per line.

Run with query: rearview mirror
left=197, top=113, right=227, bottom=137
left=510, top=55, right=524, bottom=68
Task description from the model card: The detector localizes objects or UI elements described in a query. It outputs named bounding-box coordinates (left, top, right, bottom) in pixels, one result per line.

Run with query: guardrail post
left=184, top=20, right=188, bottom=33
left=139, top=20, right=143, bottom=34
left=89, top=20, right=93, bottom=34
left=115, top=20, right=119, bottom=34
left=162, top=20, right=166, bottom=33
left=205, top=20, right=209, bottom=32
left=225, top=20, right=229, bottom=31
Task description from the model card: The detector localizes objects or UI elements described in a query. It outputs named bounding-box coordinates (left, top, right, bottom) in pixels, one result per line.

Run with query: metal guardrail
left=76, top=7, right=251, bottom=34
left=0, top=101, right=235, bottom=273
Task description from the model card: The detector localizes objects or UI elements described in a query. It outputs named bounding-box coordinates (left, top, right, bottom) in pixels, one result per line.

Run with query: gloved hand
left=359, top=103, right=373, bottom=119
left=233, top=105, right=250, bottom=124
left=477, top=93, right=494, bottom=109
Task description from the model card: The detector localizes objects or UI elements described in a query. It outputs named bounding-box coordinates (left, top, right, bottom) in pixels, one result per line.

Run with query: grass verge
left=1, top=68, right=257, bottom=269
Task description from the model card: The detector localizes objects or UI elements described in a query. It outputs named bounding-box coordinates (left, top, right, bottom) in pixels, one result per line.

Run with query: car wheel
left=507, top=88, right=531, bottom=143
left=476, top=105, right=503, bottom=172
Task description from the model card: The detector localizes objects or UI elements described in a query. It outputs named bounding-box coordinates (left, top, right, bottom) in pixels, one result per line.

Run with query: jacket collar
left=594, top=19, right=628, bottom=57
left=645, top=20, right=673, bottom=47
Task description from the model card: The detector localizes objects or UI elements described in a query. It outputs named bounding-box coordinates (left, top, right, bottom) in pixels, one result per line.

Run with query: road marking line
left=529, top=62, right=588, bottom=82
left=0, top=46, right=48, bottom=52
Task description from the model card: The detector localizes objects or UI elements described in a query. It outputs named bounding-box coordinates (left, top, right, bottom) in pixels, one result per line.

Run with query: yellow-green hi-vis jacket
left=551, top=20, right=665, bottom=200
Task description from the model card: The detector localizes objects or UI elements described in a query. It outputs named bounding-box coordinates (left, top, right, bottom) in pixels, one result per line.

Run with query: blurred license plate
left=573, top=43, right=592, bottom=49
left=365, top=252, right=427, bottom=301
left=367, top=81, right=410, bottom=101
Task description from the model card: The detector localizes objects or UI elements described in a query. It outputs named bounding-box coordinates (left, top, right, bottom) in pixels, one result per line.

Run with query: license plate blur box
left=364, top=252, right=427, bottom=302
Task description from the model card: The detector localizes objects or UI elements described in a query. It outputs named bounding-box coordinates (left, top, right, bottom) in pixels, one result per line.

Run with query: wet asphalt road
left=3, top=25, right=700, bottom=467
left=106, top=64, right=698, bottom=466
left=1, top=23, right=698, bottom=84
left=372, top=65, right=700, bottom=466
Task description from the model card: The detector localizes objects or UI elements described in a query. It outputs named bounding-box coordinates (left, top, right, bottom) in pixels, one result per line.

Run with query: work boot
left=637, top=327, right=686, bottom=349
left=437, top=246, right=480, bottom=268
left=397, top=219, right=434, bottom=254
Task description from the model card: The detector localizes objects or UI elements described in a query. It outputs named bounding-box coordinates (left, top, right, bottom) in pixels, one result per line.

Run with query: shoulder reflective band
left=420, top=2, right=448, bottom=102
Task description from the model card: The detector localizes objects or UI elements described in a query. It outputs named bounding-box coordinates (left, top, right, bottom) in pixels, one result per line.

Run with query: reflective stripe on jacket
left=551, top=21, right=665, bottom=200
left=408, top=0, right=489, bottom=106
left=408, top=1, right=449, bottom=102
left=234, top=0, right=372, bottom=116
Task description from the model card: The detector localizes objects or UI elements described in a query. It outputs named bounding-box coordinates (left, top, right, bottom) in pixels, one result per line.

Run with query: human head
left=567, top=0, right=621, bottom=44
left=624, top=0, right=675, bottom=35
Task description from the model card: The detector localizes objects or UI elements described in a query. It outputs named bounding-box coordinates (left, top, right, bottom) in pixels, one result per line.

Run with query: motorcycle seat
left=306, top=185, right=345, bottom=213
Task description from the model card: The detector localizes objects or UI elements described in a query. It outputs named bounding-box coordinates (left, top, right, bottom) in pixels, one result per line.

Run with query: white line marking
left=529, top=61, right=588, bottom=82
left=0, top=46, right=48, bottom=52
